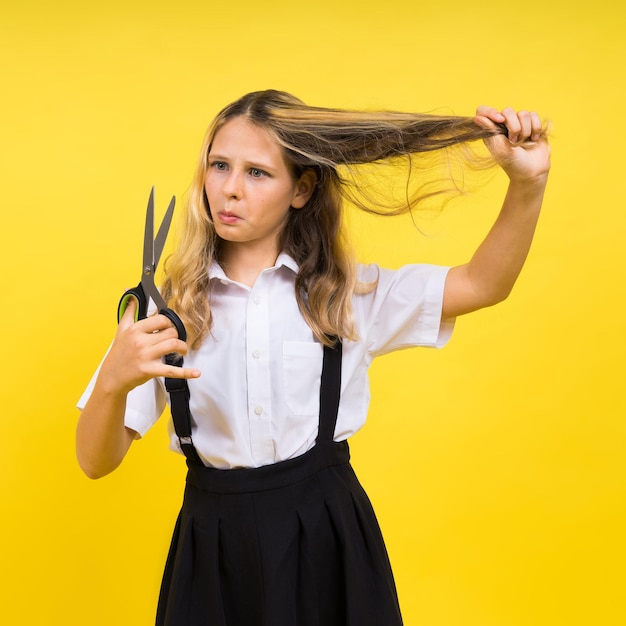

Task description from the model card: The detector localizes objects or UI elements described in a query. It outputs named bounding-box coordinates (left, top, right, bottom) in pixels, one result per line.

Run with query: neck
left=219, top=242, right=281, bottom=287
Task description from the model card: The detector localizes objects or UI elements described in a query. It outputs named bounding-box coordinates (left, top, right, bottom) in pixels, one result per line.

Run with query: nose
left=222, top=170, right=243, bottom=199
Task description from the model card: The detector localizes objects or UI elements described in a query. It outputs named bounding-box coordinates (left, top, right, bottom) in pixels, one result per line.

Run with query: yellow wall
left=2, top=1, right=624, bottom=624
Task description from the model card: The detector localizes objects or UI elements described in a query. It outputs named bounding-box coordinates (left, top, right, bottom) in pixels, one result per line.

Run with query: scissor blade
left=143, top=282, right=168, bottom=312
left=153, top=195, right=176, bottom=268
left=142, top=187, right=156, bottom=271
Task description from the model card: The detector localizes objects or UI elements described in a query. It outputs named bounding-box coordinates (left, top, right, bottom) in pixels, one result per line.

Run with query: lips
left=216, top=211, right=241, bottom=225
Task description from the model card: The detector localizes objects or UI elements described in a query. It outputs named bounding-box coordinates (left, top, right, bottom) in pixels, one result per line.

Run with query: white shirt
left=78, top=254, right=453, bottom=469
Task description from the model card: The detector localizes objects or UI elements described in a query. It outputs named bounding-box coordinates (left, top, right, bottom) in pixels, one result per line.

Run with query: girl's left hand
left=475, top=105, right=551, bottom=184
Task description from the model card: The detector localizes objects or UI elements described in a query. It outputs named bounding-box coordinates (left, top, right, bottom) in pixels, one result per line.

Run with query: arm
left=76, top=300, right=201, bottom=479
left=442, top=106, right=551, bottom=319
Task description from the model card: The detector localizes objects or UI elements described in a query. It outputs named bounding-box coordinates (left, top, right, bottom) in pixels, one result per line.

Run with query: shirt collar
left=208, top=252, right=299, bottom=282
left=275, top=252, right=299, bottom=273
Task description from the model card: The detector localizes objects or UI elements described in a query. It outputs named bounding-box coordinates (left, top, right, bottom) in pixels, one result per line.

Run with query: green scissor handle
left=117, top=283, right=187, bottom=357
left=117, top=284, right=147, bottom=323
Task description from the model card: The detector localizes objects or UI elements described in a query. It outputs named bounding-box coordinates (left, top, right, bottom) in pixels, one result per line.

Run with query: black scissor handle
left=117, top=288, right=187, bottom=367
left=161, top=308, right=187, bottom=368
left=117, top=289, right=185, bottom=342
left=159, top=308, right=187, bottom=342
left=118, top=284, right=148, bottom=323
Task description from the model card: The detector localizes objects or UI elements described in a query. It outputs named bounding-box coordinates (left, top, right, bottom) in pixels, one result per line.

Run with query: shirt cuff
left=124, top=407, right=155, bottom=438
left=422, top=265, right=455, bottom=348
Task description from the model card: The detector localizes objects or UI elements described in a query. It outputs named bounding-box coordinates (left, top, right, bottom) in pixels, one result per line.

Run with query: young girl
left=76, top=90, right=550, bottom=626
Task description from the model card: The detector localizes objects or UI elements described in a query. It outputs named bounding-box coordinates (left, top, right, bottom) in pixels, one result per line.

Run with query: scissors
left=117, top=187, right=187, bottom=351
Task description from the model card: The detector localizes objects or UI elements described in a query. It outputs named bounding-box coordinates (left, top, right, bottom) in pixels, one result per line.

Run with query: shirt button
left=252, top=350, right=261, bottom=359
left=253, top=295, right=261, bottom=305
left=254, top=405, right=263, bottom=415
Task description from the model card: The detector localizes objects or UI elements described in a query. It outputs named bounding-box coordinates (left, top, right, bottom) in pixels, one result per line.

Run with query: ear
left=291, top=169, right=317, bottom=209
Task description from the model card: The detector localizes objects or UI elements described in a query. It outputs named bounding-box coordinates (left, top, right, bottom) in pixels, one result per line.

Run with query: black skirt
left=156, top=343, right=403, bottom=626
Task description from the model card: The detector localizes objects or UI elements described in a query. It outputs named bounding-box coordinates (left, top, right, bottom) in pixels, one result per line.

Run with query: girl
left=76, top=90, right=550, bottom=626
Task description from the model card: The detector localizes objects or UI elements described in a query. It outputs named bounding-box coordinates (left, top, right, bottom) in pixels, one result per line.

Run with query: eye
left=210, top=161, right=228, bottom=171
left=249, top=168, right=267, bottom=178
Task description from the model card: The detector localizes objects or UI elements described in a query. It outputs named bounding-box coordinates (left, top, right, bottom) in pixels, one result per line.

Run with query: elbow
left=81, top=468, right=104, bottom=480
left=75, top=414, right=132, bottom=480
left=76, top=457, right=111, bottom=480
left=75, top=447, right=120, bottom=480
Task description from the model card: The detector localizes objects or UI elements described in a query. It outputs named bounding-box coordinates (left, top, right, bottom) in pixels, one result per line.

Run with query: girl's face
left=205, top=116, right=314, bottom=259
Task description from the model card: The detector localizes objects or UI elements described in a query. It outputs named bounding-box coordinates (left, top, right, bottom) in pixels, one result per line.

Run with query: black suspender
left=317, top=340, right=342, bottom=444
left=165, top=340, right=342, bottom=464
left=164, top=352, right=203, bottom=464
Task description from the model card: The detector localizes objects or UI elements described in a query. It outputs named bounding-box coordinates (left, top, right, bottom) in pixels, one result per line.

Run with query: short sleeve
left=355, top=263, right=454, bottom=358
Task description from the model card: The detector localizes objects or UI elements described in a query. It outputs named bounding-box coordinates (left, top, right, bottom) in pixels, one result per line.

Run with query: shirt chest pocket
left=282, top=341, right=324, bottom=416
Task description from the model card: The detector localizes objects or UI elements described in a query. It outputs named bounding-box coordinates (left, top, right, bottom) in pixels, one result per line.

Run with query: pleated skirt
left=156, top=440, right=403, bottom=626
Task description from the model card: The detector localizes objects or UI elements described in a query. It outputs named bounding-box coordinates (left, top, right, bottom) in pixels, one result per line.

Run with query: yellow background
left=2, top=1, right=624, bottom=624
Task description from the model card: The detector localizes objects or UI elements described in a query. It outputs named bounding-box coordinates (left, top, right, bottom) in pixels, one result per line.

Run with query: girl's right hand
left=100, top=298, right=201, bottom=395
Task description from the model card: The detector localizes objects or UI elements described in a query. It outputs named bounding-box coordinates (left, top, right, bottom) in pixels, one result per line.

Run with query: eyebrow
left=209, top=153, right=275, bottom=167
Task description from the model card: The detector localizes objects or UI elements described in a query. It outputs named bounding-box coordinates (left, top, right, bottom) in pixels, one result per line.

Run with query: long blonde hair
left=162, top=90, right=507, bottom=348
